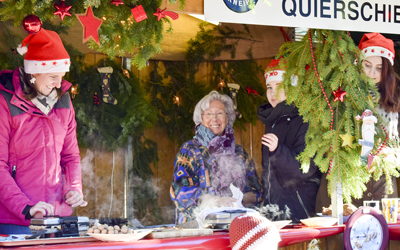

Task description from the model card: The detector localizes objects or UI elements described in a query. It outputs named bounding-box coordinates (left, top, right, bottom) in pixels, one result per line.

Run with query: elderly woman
left=170, top=90, right=262, bottom=224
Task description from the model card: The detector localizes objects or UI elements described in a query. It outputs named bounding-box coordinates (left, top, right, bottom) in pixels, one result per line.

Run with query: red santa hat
left=358, top=32, right=395, bottom=65
left=17, top=28, right=70, bottom=74
left=265, top=58, right=298, bottom=86
left=264, top=59, right=285, bottom=85
left=229, top=213, right=281, bottom=250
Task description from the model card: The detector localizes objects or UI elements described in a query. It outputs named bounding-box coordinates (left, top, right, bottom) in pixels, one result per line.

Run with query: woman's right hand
left=30, top=201, right=54, bottom=218
left=215, top=196, right=237, bottom=207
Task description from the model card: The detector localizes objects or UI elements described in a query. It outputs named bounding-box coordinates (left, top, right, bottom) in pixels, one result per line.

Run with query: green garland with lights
left=0, top=0, right=185, bottom=69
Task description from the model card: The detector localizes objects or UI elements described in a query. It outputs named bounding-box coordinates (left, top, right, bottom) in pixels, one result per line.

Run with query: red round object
left=22, top=15, right=42, bottom=34
left=110, top=0, right=124, bottom=6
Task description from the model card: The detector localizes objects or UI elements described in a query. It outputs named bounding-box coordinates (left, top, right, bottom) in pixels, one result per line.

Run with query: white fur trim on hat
left=361, top=46, right=394, bottom=65
left=24, top=59, right=71, bottom=74
left=265, top=70, right=284, bottom=85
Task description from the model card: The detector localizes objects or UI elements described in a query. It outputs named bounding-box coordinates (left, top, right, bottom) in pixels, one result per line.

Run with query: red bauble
left=93, top=93, right=100, bottom=106
left=54, top=0, right=72, bottom=20
left=22, top=15, right=42, bottom=34
left=110, top=0, right=124, bottom=6
left=131, top=5, right=148, bottom=23
left=332, top=86, right=347, bottom=102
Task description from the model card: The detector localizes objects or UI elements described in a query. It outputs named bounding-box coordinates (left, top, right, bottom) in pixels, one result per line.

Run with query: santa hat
left=17, top=28, right=70, bottom=74
left=265, top=58, right=298, bottom=86
left=264, top=59, right=285, bottom=85
left=229, top=213, right=281, bottom=250
left=358, top=33, right=395, bottom=65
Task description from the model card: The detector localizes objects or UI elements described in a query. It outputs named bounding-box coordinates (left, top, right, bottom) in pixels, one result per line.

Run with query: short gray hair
left=193, top=90, right=236, bottom=127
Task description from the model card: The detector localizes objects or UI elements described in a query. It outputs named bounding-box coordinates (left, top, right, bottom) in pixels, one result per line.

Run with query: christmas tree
left=277, top=29, right=400, bottom=203
left=0, top=0, right=185, bottom=69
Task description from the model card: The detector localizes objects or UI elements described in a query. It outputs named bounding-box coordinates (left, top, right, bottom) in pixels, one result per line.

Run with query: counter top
left=2, top=225, right=345, bottom=249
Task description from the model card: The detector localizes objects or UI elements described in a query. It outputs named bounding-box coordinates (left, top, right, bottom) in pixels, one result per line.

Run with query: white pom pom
left=17, top=44, right=28, bottom=55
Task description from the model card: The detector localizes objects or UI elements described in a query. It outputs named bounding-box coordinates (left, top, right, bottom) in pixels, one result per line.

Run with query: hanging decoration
left=110, top=0, right=124, bottom=6
left=227, top=83, right=242, bottom=119
left=246, top=86, right=259, bottom=95
left=76, top=6, right=103, bottom=46
left=339, top=133, right=355, bottom=147
left=98, top=66, right=118, bottom=105
left=54, top=0, right=72, bottom=20
left=22, top=15, right=42, bottom=34
left=131, top=5, right=148, bottom=23
left=153, top=7, right=179, bottom=21
left=93, top=92, right=100, bottom=106
left=70, top=84, right=79, bottom=99
left=356, top=109, right=377, bottom=157
left=123, top=69, right=130, bottom=78
left=332, top=86, right=347, bottom=102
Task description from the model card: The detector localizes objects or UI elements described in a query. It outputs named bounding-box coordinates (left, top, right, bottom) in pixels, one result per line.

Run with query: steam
left=256, top=204, right=292, bottom=221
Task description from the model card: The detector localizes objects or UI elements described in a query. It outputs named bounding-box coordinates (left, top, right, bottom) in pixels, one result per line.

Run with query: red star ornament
left=54, top=0, right=72, bottom=20
left=332, top=86, right=347, bottom=102
left=76, top=6, right=103, bottom=46
left=153, top=7, right=179, bottom=21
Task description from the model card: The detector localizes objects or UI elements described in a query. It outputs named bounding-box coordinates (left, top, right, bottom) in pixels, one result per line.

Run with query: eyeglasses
left=202, top=111, right=226, bottom=119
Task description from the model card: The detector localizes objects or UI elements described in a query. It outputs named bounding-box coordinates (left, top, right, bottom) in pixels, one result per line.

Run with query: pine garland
left=277, top=29, right=400, bottom=203
left=0, top=0, right=185, bottom=69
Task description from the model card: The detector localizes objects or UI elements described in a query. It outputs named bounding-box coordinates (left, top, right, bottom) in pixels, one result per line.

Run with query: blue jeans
left=0, top=224, right=31, bottom=234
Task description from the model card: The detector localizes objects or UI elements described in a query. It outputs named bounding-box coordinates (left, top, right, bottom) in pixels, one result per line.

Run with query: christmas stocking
left=227, top=83, right=242, bottom=119
left=98, top=67, right=118, bottom=105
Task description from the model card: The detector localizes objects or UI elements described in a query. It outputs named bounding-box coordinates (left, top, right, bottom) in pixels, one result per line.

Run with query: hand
left=65, top=190, right=88, bottom=208
left=215, top=196, right=237, bottom=207
left=262, top=133, right=279, bottom=152
left=30, top=201, right=54, bottom=218
left=242, top=192, right=257, bottom=208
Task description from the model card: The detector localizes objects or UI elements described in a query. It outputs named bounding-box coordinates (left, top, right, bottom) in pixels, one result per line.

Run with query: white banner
left=204, top=0, right=400, bottom=34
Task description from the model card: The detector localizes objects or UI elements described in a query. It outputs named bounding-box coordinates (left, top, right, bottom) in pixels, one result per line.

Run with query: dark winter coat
left=257, top=101, right=321, bottom=222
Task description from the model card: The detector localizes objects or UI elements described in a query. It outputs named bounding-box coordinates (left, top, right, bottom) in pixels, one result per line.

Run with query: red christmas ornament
left=22, top=15, right=42, bottom=34
left=76, top=6, right=103, bottom=46
left=153, top=7, right=179, bottom=21
left=93, top=93, right=100, bottom=106
left=332, top=86, right=347, bottom=102
left=110, top=0, right=124, bottom=6
left=54, top=0, right=72, bottom=20
left=131, top=5, right=148, bottom=23
left=246, top=86, right=259, bottom=95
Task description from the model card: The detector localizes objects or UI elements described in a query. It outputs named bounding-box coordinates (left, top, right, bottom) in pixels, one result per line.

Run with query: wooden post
left=331, top=180, right=344, bottom=225
left=125, top=137, right=134, bottom=220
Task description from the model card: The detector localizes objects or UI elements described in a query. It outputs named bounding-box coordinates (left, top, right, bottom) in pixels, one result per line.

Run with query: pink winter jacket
left=0, top=68, right=82, bottom=226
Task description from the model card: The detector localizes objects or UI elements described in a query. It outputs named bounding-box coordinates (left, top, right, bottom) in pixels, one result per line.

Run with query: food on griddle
left=87, top=223, right=134, bottom=235
left=29, top=225, right=46, bottom=231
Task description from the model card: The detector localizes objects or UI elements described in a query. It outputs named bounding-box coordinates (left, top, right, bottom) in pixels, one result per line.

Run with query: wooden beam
left=161, top=0, right=204, bottom=15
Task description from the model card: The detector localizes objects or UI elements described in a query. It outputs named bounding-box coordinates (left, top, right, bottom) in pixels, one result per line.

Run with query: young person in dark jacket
left=258, top=59, right=321, bottom=222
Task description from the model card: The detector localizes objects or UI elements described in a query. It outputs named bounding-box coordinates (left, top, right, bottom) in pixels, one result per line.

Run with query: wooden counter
left=1, top=225, right=345, bottom=249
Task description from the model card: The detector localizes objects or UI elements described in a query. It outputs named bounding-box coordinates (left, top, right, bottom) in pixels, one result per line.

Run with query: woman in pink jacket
left=0, top=28, right=87, bottom=234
